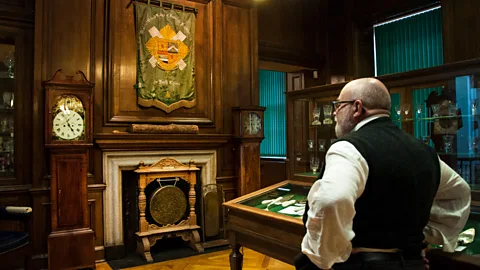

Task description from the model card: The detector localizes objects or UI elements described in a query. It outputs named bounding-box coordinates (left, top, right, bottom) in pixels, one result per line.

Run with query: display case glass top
left=224, top=180, right=312, bottom=221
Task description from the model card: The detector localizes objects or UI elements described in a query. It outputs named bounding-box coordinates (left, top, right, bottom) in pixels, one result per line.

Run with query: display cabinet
left=285, top=58, right=480, bottom=268
left=0, top=25, right=32, bottom=186
left=0, top=45, right=15, bottom=179
left=224, top=180, right=312, bottom=269
left=287, top=58, right=480, bottom=192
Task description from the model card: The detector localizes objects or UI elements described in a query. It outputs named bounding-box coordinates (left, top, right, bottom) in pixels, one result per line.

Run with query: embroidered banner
left=135, top=2, right=196, bottom=113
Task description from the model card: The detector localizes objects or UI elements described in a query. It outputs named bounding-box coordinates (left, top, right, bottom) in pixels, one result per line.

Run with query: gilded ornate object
left=149, top=185, right=187, bottom=225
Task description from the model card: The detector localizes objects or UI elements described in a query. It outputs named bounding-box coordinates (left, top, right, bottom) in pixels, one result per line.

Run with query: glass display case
left=0, top=41, right=15, bottom=178
left=224, top=180, right=312, bottom=267
left=236, top=181, right=310, bottom=218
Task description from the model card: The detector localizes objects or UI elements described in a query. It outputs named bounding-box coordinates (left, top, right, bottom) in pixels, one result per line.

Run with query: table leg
left=229, top=233, right=243, bottom=270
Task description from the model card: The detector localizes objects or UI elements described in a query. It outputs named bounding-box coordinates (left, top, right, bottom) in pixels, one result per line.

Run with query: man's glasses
left=332, top=100, right=356, bottom=110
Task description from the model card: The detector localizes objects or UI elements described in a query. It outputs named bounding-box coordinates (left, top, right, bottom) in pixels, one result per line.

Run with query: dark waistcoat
left=302, top=117, right=440, bottom=254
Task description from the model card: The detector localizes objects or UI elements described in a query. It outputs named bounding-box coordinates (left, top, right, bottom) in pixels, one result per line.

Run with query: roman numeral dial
left=52, top=111, right=84, bottom=140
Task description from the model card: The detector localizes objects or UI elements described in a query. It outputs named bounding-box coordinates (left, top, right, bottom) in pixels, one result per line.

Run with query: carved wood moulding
left=94, top=133, right=230, bottom=150
left=136, top=157, right=199, bottom=173
left=222, top=0, right=256, bottom=8
left=187, top=0, right=211, bottom=4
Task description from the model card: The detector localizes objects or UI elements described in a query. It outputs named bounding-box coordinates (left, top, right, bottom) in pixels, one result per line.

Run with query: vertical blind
left=259, top=70, right=287, bottom=157
left=374, top=7, right=444, bottom=76
left=375, top=7, right=443, bottom=140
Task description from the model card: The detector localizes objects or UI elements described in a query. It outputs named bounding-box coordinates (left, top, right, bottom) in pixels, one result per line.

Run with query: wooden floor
left=96, top=248, right=295, bottom=270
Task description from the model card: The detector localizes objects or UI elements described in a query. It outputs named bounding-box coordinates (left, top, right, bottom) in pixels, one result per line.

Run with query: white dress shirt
left=301, top=115, right=472, bottom=269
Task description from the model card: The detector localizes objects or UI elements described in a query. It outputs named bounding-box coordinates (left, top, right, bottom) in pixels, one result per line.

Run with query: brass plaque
left=149, top=185, right=187, bottom=225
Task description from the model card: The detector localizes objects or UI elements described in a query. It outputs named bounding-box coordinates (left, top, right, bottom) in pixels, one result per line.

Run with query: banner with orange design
left=135, top=2, right=196, bottom=113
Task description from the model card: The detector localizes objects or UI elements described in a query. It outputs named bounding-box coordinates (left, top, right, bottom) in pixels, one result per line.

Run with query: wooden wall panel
left=30, top=190, right=50, bottom=269
left=223, top=4, right=255, bottom=107
left=41, top=0, right=93, bottom=79
left=88, top=184, right=105, bottom=261
left=257, top=0, right=325, bottom=69
left=260, top=159, right=287, bottom=188
left=441, top=0, right=480, bottom=64
left=0, top=0, right=34, bottom=24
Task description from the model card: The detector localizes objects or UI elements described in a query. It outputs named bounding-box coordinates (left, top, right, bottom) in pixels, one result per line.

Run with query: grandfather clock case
left=232, top=106, right=266, bottom=196
left=44, top=70, right=95, bottom=270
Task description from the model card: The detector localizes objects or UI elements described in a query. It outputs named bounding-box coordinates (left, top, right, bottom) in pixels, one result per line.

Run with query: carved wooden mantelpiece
left=134, top=158, right=202, bottom=262
left=94, top=133, right=230, bottom=151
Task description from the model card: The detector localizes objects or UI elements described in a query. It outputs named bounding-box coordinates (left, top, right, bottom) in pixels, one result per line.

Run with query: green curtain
left=259, top=70, right=286, bottom=157
left=375, top=8, right=443, bottom=76
left=375, top=8, right=443, bottom=141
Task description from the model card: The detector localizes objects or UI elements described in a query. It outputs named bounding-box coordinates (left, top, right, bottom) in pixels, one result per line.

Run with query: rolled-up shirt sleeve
left=423, top=157, right=471, bottom=252
left=301, top=141, right=369, bottom=269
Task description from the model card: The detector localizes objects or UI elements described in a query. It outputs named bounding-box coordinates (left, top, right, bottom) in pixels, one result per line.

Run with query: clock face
left=243, top=112, right=262, bottom=135
left=53, top=111, right=84, bottom=140
left=51, top=95, right=85, bottom=141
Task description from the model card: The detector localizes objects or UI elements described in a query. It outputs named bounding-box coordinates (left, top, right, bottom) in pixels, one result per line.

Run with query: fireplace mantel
left=95, top=133, right=231, bottom=150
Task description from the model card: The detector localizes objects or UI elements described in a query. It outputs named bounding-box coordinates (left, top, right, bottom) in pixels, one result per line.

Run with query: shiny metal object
left=204, top=190, right=220, bottom=237
left=149, top=185, right=187, bottom=225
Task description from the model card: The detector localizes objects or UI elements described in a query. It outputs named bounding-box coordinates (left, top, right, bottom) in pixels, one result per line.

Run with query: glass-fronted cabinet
left=286, top=60, right=480, bottom=265
left=0, top=24, right=32, bottom=185
left=287, top=60, right=480, bottom=189
left=0, top=41, right=15, bottom=178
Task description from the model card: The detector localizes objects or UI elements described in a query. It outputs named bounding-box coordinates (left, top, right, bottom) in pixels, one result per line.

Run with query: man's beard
left=335, top=119, right=355, bottom=138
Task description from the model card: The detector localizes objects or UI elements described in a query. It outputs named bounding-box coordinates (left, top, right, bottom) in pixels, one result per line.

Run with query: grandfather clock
left=232, top=106, right=266, bottom=196
left=44, top=70, right=95, bottom=269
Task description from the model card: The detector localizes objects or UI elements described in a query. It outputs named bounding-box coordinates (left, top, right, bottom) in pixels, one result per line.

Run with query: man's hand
left=421, top=248, right=430, bottom=270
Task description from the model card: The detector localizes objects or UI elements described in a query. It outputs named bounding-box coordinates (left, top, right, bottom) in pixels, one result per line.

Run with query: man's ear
left=353, top=101, right=366, bottom=117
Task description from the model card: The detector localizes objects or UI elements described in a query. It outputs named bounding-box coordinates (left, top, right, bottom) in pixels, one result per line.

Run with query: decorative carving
left=135, top=157, right=200, bottom=173
left=148, top=219, right=188, bottom=230
left=129, top=123, right=199, bottom=134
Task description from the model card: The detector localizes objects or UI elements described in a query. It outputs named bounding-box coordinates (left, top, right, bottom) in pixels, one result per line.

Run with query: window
left=374, top=6, right=443, bottom=76
left=374, top=6, right=443, bottom=137
left=259, top=69, right=286, bottom=158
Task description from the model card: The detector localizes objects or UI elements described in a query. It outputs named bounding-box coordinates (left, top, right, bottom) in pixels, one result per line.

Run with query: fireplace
left=102, top=150, right=217, bottom=253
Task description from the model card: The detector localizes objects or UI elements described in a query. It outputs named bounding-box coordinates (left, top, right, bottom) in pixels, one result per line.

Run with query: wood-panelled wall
left=30, top=0, right=259, bottom=267
left=2, top=0, right=480, bottom=268
left=441, top=0, right=480, bottom=63
left=257, top=0, right=326, bottom=70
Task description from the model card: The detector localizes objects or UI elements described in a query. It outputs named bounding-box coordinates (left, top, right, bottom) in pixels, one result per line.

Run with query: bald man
left=294, top=78, right=471, bottom=270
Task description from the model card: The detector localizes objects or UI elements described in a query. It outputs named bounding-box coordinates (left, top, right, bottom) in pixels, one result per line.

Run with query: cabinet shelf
left=0, top=107, right=14, bottom=113
left=0, top=171, right=14, bottom=177
left=396, top=114, right=480, bottom=123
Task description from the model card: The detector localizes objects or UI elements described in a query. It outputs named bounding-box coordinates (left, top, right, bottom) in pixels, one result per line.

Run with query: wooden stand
left=134, top=158, right=204, bottom=263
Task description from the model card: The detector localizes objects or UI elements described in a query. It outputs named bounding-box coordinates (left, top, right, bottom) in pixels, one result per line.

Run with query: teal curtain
left=375, top=8, right=443, bottom=76
left=259, top=70, right=286, bottom=157
left=375, top=8, right=443, bottom=141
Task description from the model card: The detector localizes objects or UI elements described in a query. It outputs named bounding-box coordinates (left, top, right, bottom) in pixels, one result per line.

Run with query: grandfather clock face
left=51, top=94, right=86, bottom=141
left=243, top=112, right=262, bottom=136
